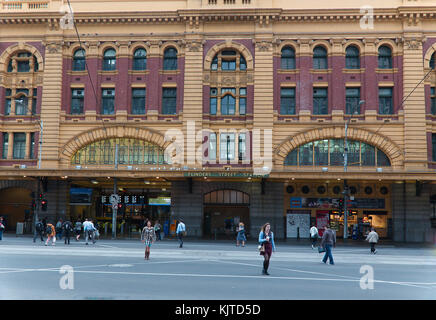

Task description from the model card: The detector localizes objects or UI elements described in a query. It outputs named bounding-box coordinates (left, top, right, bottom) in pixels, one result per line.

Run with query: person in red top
left=45, top=223, right=56, bottom=246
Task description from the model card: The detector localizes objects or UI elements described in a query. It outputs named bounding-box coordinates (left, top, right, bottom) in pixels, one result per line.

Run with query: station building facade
left=1, top=0, right=436, bottom=242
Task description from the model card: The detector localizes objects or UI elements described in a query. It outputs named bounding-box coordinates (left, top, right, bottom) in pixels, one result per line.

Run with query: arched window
left=71, top=138, right=171, bottom=165
left=102, top=48, right=116, bottom=71
left=72, top=48, right=86, bottom=71
left=430, top=52, right=435, bottom=70
left=163, top=47, right=178, bottom=70
left=281, top=46, right=296, bottom=69
left=204, top=189, right=250, bottom=205
left=221, top=94, right=236, bottom=115
left=7, top=51, right=39, bottom=73
left=284, top=139, right=391, bottom=167
left=210, top=49, right=247, bottom=72
left=378, top=45, right=392, bottom=69
left=345, top=46, right=360, bottom=69
left=313, top=46, right=327, bottom=69
left=133, top=48, right=147, bottom=71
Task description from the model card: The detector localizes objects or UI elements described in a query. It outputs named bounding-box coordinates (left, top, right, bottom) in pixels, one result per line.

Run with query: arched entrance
left=203, top=189, right=250, bottom=239
left=0, top=188, right=32, bottom=231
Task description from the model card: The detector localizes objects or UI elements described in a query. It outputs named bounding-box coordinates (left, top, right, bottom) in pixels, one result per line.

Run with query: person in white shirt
left=83, top=219, right=96, bottom=245
left=309, top=225, right=319, bottom=249
left=176, top=219, right=186, bottom=248
left=366, top=228, right=379, bottom=254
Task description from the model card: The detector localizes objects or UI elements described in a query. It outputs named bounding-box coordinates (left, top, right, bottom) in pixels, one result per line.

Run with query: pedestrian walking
left=74, top=219, right=82, bottom=241
left=309, top=225, right=319, bottom=249
left=366, top=228, right=379, bottom=254
left=45, top=223, right=56, bottom=246
left=176, top=219, right=186, bottom=248
left=154, top=220, right=162, bottom=241
left=33, top=219, right=44, bottom=242
left=236, top=222, right=247, bottom=247
left=62, top=219, right=73, bottom=245
left=258, top=222, right=276, bottom=275
left=83, top=219, right=96, bottom=245
left=141, top=220, right=156, bottom=260
left=320, top=224, right=336, bottom=265
left=56, top=219, right=63, bottom=241
left=0, top=217, right=5, bottom=241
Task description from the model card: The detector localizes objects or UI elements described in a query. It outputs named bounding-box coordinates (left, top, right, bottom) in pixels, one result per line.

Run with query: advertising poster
left=286, top=210, right=311, bottom=238
left=316, top=211, right=329, bottom=236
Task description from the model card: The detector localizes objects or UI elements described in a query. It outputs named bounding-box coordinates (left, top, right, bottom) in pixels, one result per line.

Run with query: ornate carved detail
left=404, top=38, right=422, bottom=50
left=45, top=42, right=62, bottom=54
left=222, top=76, right=236, bottom=86
left=254, top=40, right=273, bottom=52
left=186, top=40, right=204, bottom=52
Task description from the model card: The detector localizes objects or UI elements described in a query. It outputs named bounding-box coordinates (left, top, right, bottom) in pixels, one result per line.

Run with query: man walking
left=56, top=219, right=63, bottom=241
left=62, top=219, right=73, bottom=245
left=309, top=224, right=319, bottom=249
left=366, top=228, right=379, bottom=254
left=33, top=219, right=44, bottom=243
left=83, top=219, right=96, bottom=245
left=176, top=219, right=186, bottom=248
left=320, top=224, right=336, bottom=265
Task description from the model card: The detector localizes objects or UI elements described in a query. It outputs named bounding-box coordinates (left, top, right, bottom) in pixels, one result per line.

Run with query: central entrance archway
left=203, top=189, right=250, bottom=240
left=0, top=187, right=32, bottom=231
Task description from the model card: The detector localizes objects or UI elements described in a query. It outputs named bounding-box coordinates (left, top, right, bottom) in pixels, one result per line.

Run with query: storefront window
left=284, top=139, right=391, bottom=167
left=71, top=138, right=170, bottom=165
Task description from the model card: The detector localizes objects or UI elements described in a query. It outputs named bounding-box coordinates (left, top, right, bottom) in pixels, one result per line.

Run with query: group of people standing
left=33, top=217, right=99, bottom=246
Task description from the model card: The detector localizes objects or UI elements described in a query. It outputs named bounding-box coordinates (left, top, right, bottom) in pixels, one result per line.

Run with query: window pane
left=314, top=140, right=328, bottom=165
left=238, top=133, right=246, bottom=160
left=378, top=46, right=392, bottom=69
left=346, top=88, right=360, bottom=114
left=377, top=149, right=390, bottom=166
left=281, top=47, right=296, bottom=69
left=73, top=49, right=86, bottom=71
left=313, top=88, right=328, bottom=115
left=299, top=142, right=313, bottom=165
left=240, top=56, right=247, bottom=70
left=163, top=48, right=178, bottom=70
left=103, top=49, right=116, bottom=71
left=221, top=95, right=235, bottom=115
left=239, top=97, right=246, bottom=115
left=15, top=96, right=28, bottom=115
left=379, top=88, right=393, bottom=114
left=132, top=88, right=146, bottom=114
left=280, top=88, right=295, bottom=115
left=313, top=46, right=327, bottom=69
left=329, top=139, right=344, bottom=166
left=347, top=140, right=360, bottom=166
left=2, top=133, right=8, bottom=159
left=220, top=133, right=235, bottom=160
left=71, top=89, right=84, bottom=114
left=284, top=149, right=297, bottom=165
left=211, top=56, right=218, bottom=70
left=133, top=48, right=147, bottom=70
left=102, top=89, right=115, bottom=114
left=13, top=133, right=26, bottom=159
left=345, top=46, right=360, bottom=69
left=162, top=88, right=177, bottom=114
left=209, top=133, right=216, bottom=160
left=361, top=143, right=375, bottom=166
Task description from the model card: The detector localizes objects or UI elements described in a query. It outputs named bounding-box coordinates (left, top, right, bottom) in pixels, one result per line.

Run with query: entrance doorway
left=0, top=188, right=32, bottom=231
left=203, top=189, right=250, bottom=239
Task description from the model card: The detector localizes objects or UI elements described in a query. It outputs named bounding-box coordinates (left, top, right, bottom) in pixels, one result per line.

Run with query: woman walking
left=74, top=219, right=82, bottom=241
left=45, top=222, right=56, bottom=246
left=141, top=220, right=156, bottom=260
left=236, top=222, right=247, bottom=247
left=258, top=222, right=276, bottom=275
left=366, top=228, right=379, bottom=254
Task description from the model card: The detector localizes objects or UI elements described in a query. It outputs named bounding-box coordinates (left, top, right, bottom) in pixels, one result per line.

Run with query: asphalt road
left=1, top=235, right=436, bottom=300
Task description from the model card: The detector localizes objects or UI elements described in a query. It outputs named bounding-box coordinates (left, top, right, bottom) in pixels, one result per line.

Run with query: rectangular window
left=221, top=88, right=236, bottom=115
left=132, top=88, right=146, bottom=115
left=239, top=88, right=246, bottom=115
left=379, top=87, right=393, bottom=115
left=13, top=133, right=26, bottom=159
left=431, top=87, right=436, bottom=115
left=221, top=59, right=236, bottom=71
left=209, top=132, right=216, bottom=161
left=71, top=89, right=84, bottom=114
left=162, top=88, right=177, bottom=114
left=210, top=88, right=217, bottom=115
left=345, top=88, right=360, bottom=115
left=433, top=134, right=436, bottom=162
left=329, top=139, right=344, bottom=166
left=15, top=90, right=28, bottom=115
left=361, top=143, right=375, bottom=166
left=280, top=87, right=296, bottom=115
left=32, top=88, right=37, bottom=114
left=299, top=142, right=313, bottom=165
left=2, top=133, right=8, bottom=159
left=30, top=132, right=35, bottom=159
left=313, top=88, right=328, bottom=115
left=101, top=89, right=115, bottom=115
left=314, top=140, right=328, bottom=165
left=238, top=133, right=246, bottom=160
left=220, top=133, right=235, bottom=160
left=5, top=89, right=11, bottom=116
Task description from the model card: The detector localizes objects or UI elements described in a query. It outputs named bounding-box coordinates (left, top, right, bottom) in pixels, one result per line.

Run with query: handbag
left=258, top=244, right=265, bottom=252
left=318, top=246, right=326, bottom=253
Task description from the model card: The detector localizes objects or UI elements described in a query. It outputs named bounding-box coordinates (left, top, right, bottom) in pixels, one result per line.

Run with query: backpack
left=63, top=222, right=73, bottom=232
left=46, top=226, right=53, bottom=235
left=35, top=222, right=43, bottom=232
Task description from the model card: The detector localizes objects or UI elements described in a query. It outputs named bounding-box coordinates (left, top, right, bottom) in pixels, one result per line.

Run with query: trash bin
left=16, top=222, right=24, bottom=235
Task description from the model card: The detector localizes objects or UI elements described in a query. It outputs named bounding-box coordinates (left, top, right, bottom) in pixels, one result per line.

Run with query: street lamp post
left=112, top=143, right=119, bottom=239
left=343, top=100, right=365, bottom=240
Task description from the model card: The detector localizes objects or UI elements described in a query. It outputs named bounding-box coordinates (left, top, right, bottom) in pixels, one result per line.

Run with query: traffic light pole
left=343, top=119, right=349, bottom=240
left=112, top=144, right=119, bottom=239
left=33, top=178, right=41, bottom=240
